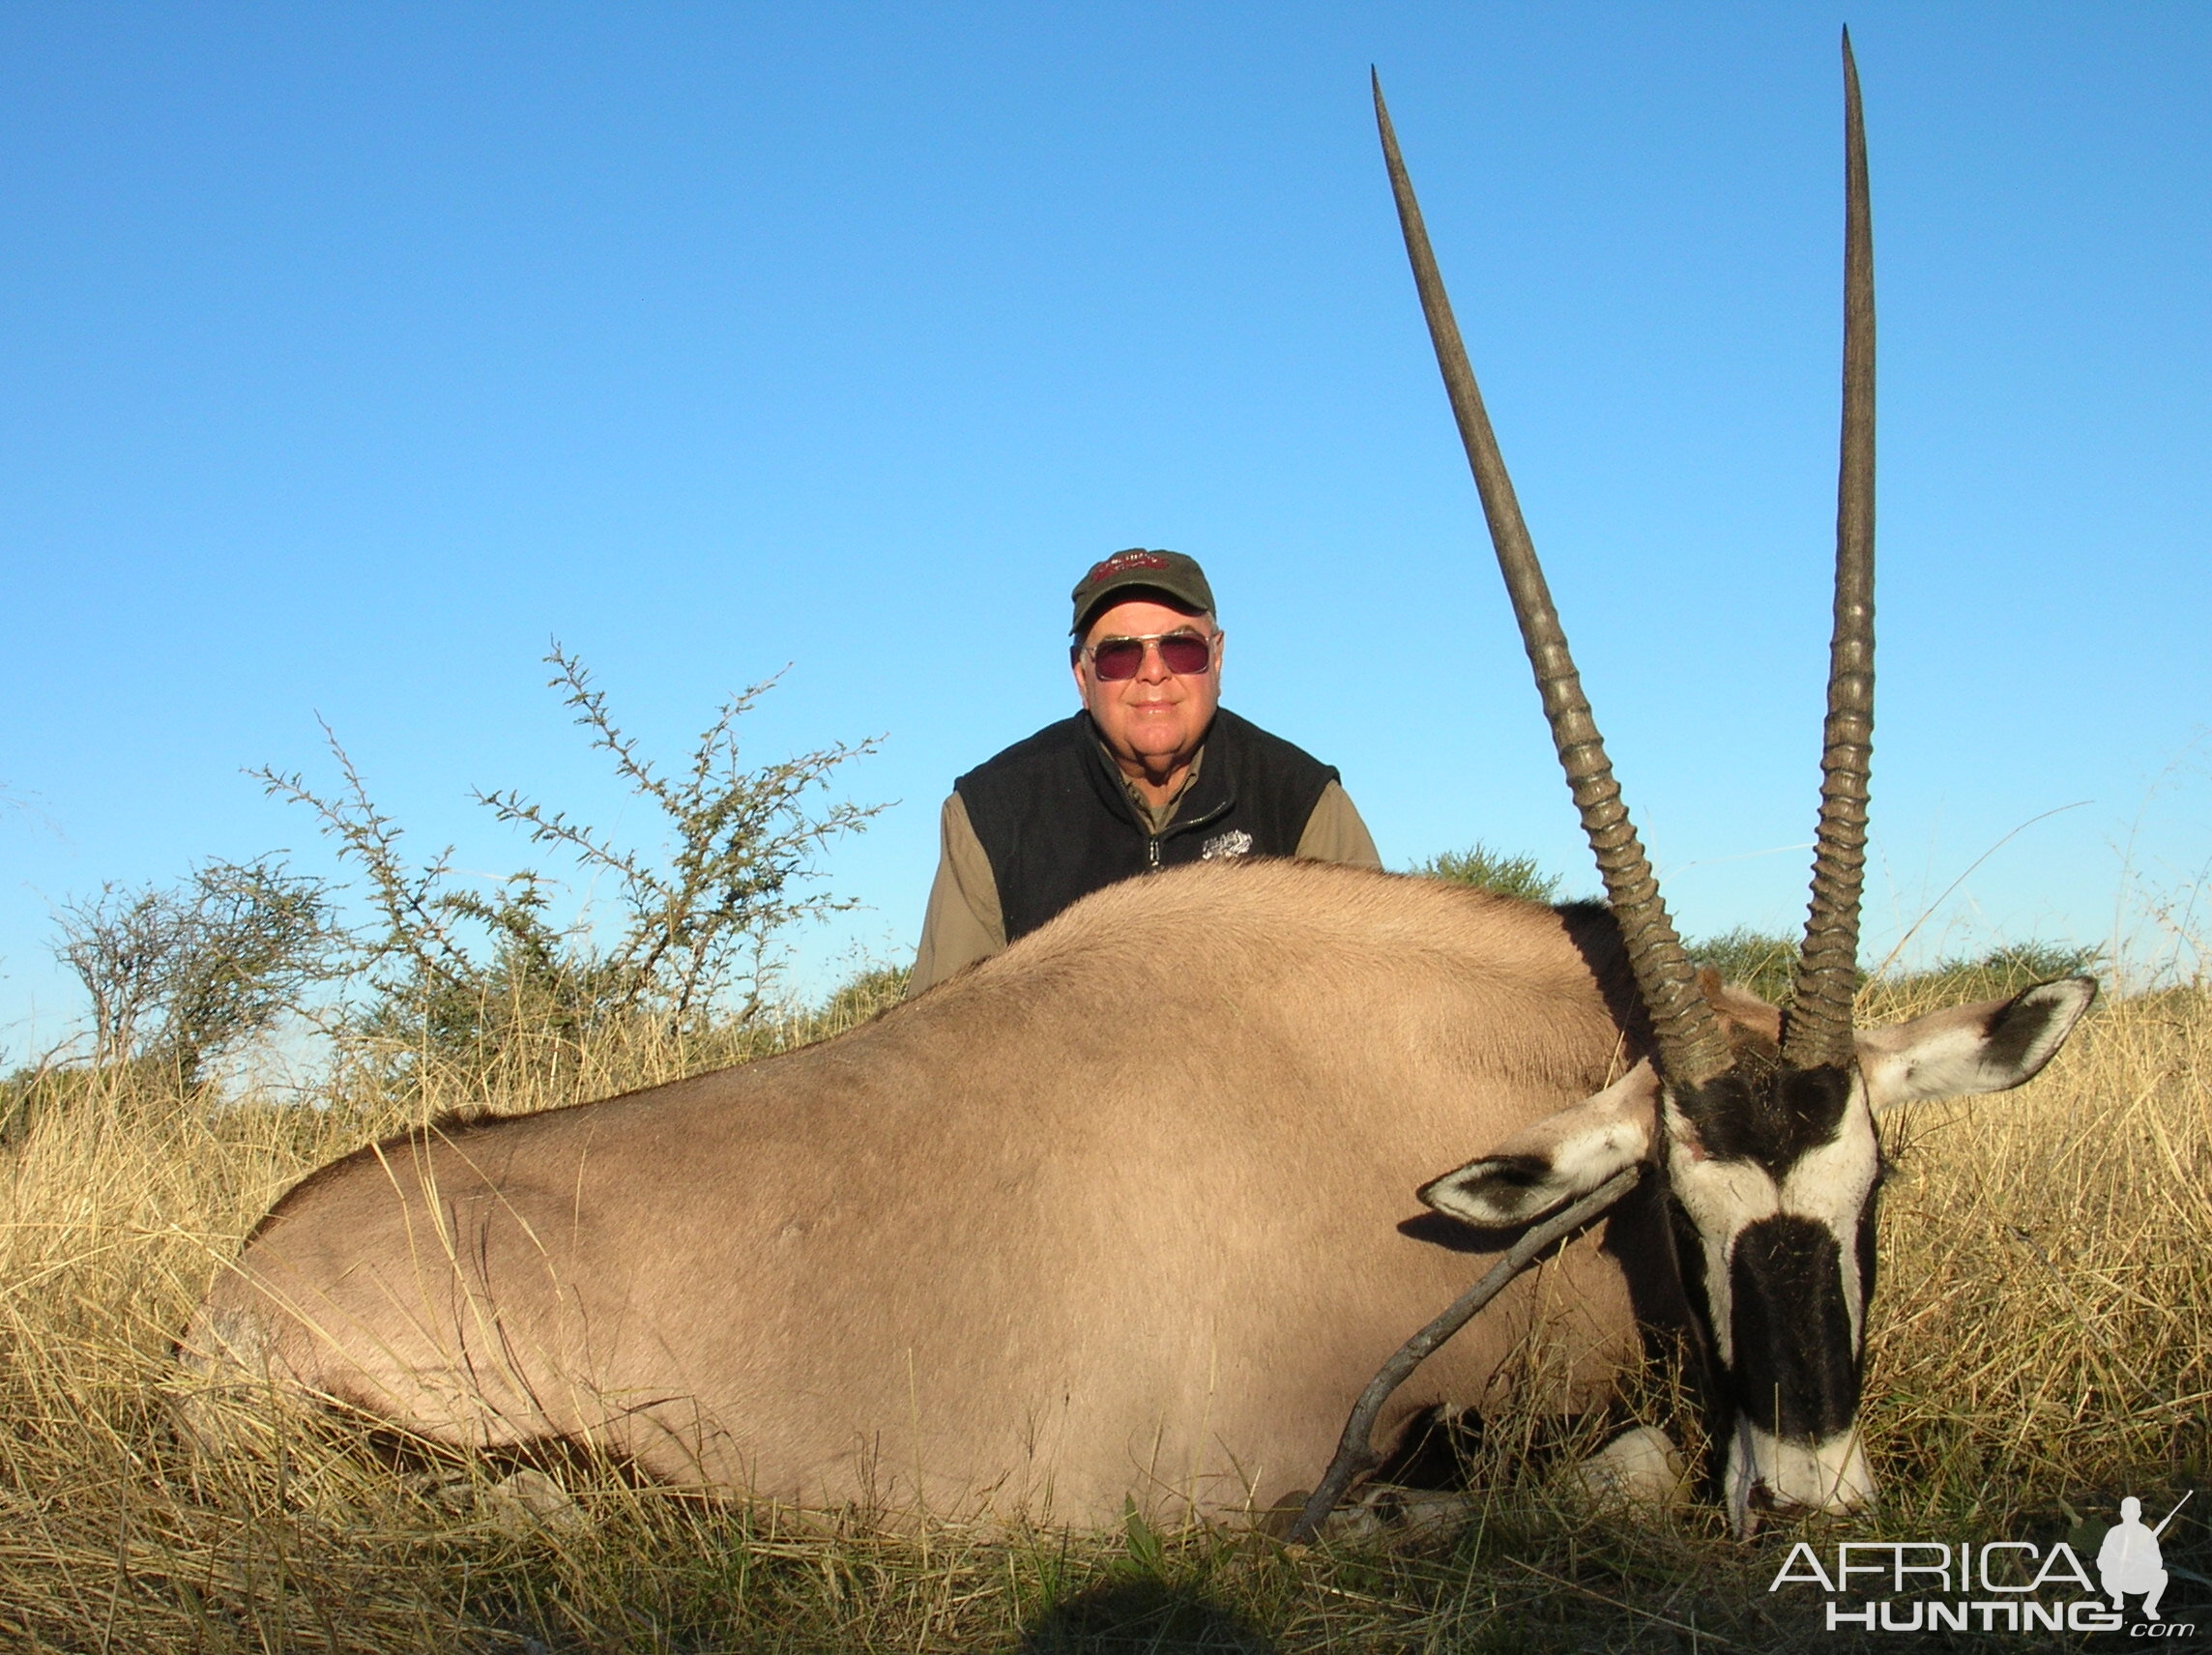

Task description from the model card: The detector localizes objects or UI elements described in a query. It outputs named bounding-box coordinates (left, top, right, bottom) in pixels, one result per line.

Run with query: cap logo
left=1084, top=550, right=1170, bottom=587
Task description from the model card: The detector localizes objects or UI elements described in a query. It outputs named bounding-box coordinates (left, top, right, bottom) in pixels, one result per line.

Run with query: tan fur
left=184, top=860, right=1658, bottom=1525
left=1698, top=968, right=1783, bottom=1045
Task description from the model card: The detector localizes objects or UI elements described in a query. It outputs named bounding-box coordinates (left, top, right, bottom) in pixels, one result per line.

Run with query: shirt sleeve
left=1295, top=780, right=1383, bottom=870
left=907, top=792, right=1008, bottom=997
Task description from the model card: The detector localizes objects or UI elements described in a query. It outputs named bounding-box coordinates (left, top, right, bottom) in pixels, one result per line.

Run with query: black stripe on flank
left=1729, top=1215, right=1860, bottom=1442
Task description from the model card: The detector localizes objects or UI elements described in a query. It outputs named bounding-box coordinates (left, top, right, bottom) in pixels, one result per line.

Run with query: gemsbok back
left=182, top=37, right=2094, bottom=1537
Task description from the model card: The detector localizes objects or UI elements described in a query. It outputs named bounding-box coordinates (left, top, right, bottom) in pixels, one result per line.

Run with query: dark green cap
left=1069, top=548, right=1216, bottom=635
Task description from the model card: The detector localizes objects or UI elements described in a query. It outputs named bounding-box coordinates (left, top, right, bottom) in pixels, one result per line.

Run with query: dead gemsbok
left=182, top=39, right=2092, bottom=1537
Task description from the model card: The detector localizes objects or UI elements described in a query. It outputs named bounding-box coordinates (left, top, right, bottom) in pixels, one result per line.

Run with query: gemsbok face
left=1416, top=976, right=2092, bottom=1531
left=1370, top=33, right=2095, bottom=1533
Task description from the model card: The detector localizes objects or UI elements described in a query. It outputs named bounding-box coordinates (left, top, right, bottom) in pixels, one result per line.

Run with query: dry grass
left=1, top=972, right=2204, bottom=1652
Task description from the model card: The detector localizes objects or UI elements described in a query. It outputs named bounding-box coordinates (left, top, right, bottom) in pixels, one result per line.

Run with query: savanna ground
left=1, top=953, right=2205, bottom=1654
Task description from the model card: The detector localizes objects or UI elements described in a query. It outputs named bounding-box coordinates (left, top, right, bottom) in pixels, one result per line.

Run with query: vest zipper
left=1161, top=800, right=1229, bottom=851
left=1149, top=796, right=1231, bottom=872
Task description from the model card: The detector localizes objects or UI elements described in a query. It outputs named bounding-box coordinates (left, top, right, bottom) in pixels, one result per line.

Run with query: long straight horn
left=1781, top=31, right=1876, bottom=1072
left=1373, top=71, right=1729, bottom=1088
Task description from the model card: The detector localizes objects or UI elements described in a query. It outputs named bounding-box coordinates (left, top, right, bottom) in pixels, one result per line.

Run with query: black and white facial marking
left=1663, top=1046, right=1882, bottom=1533
left=1415, top=976, right=2096, bottom=1538
left=1663, top=978, right=2097, bottom=1532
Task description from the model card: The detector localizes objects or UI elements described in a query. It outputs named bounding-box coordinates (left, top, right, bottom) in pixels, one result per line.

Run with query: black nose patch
left=1729, top=1214, right=1860, bottom=1441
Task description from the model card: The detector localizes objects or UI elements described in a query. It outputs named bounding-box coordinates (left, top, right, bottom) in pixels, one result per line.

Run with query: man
left=908, top=547, right=1381, bottom=995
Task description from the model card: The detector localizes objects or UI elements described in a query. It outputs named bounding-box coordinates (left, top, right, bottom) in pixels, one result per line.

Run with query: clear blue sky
left=5, top=5, right=2207, bottom=1058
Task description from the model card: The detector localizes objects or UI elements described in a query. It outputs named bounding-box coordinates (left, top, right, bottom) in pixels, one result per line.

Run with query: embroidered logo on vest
left=1201, top=829, right=1255, bottom=860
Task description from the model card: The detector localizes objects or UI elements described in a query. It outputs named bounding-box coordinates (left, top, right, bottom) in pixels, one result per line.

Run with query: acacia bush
left=252, top=647, right=884, bottom=1094
left=34, top=648, right=885, bottom=1109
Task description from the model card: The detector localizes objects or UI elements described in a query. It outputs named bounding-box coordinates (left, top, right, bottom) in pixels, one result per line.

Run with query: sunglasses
left=1082, top=631, right=1217, bottom=682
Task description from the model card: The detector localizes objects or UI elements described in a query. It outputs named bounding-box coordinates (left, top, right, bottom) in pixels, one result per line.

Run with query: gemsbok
left=183, top=38, right=2094, bottom=1537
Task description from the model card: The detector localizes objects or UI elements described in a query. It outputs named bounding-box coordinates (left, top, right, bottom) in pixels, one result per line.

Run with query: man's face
left=1072, top=597, right=1223, bottom=777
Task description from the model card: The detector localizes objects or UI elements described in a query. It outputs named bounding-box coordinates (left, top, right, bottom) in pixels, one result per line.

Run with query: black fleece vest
left=955, top=709, right=1340, bottom=944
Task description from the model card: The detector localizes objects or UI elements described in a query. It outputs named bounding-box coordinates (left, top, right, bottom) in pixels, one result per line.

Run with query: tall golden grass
left=1, top=969, right=2203, bottom=1652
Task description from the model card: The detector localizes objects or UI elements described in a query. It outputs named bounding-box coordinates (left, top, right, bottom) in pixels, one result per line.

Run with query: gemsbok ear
left=1419, top=1060, right=1658, bottom=1228
left=1856, top=977, right=2098, bottom=1115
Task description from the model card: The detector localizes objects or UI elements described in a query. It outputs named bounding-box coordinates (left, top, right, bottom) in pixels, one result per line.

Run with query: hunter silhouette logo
left=2099, top=1493, right=2190, bottom=1623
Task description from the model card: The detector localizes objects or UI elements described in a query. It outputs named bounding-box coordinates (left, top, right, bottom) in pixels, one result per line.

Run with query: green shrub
left=1687, top=926, right=1802, bottom=1004
left=1407, top=843, right=1563, bottom=904
left=1687, top=931, right=2098, bottom=1009
left=1909, top=940, right=2102, bottom=998
left=1403, top=852, right=2098, bottom=1013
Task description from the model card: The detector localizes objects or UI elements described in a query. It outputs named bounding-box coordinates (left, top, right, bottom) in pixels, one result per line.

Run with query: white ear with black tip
left=1857, top=977, right=2097, bottom=1114
left=1420, top=1060, right=1659, bottom=1228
